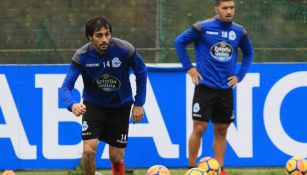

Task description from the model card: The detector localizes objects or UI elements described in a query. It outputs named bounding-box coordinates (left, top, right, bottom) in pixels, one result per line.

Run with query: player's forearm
left=237, top=36, right=254, bottom=81
left=131, top=52, right=147, bottom=106
left=59, top=86, right=76, bottom=111
left=60, top=64, right=81, bottom=111
left=237, top=50, right=254, bottom=81
left=134, top=69, right=147, bottom=106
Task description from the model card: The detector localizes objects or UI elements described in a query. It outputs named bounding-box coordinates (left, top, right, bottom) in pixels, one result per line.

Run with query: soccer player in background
left=174, top=0, right=254, bottom=174
left=60, top=16, right=147, bottom=175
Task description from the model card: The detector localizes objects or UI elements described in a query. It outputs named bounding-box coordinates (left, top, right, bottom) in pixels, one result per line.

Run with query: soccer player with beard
left=174, top=0, right=254, bottom=174
left=60, top=16, right=147, bottom=175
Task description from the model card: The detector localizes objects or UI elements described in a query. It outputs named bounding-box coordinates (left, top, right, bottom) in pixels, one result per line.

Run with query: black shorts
left=81, top=101, right=132, bottom=148
left=192, top=85, right=234, bottom=124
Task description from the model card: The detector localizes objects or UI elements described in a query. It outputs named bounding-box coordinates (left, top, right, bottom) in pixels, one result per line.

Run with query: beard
left=94, top=43, right=108, bottom=53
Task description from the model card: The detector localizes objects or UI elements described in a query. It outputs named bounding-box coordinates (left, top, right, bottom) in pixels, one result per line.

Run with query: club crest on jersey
left=112, top=57, right=121, bottom=68
left=193, top=103, right=200, bottom=113
left=94, top=74, right=121, bottom=92
left=210, top=41, right=233, bottom=62
left=229, top=30, right=236, bottom=41
left=82, top=121, right=88, bottom=131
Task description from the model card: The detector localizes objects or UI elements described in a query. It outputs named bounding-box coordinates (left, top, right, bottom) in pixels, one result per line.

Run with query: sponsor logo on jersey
left=112, top=57, right=122, bottom=68
left=85, top=63, right=100, bottom=67
left=229, top=30, right=236, bottom=41
left=94, top=74, right=121, bottom=92
left=210, top=41, right=233, bottom=62
left=206, top=31, right=219, bottom=35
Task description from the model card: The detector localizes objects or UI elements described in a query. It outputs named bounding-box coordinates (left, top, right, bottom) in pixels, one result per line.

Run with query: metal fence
left=0, top=0, right=306, bottom=64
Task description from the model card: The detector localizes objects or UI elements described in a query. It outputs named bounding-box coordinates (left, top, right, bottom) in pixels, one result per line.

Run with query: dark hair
left=215, top=0, right=234, bottom=6
left=85, top=16, right=112, bottom=40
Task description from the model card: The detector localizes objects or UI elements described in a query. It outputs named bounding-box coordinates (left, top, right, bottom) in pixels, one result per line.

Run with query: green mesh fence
left=0, top=0, right=306, bottom=64
left=0, top=0, right=157, bottom=64
left=159, top=0, right=307, bottom=63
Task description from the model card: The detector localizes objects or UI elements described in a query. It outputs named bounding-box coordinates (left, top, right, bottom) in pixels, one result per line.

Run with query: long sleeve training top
left=60, top=38, right=147, bottom=111
left=174, top=17, right=254, bottom=89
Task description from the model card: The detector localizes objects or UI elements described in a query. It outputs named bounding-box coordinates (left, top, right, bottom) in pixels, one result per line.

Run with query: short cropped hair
left=85, top=16, right=112, bottom=41
left=215, top=0, right=234, bottom=6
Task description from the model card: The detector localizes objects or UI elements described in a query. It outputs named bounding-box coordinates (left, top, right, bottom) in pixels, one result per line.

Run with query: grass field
left=2, top=168, right=285, bottom=175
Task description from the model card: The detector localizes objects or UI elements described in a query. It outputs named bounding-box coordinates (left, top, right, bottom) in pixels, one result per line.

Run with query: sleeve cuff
left=184, top=65, right=194, bottom=71
left=134, top=101, right=144, bottom=107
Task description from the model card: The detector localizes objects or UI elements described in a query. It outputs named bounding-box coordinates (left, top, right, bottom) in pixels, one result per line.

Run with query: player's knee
left=109, top=151, right=124, bottom=163
left=82, top=148, right=96, bottom=161
left=215, top=128, right=228, bottom=138
left=214, top=123, right=230, bottom=137
left=194, top=128, right=205, bottom=136
left=193, top=124, right=207, bottom=136
left=193, top=120, right=208, bottom=136
left=110, top=155, right=123, bottom=164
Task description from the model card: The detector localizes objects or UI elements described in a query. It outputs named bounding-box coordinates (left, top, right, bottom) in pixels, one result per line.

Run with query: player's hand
left=132, top=106, right=144, bottom=124
left=227, top=76, right=238, bottom=88
left=71, top=103, right=86, bottom=117
left=188, top=67, right=203, bottom=85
